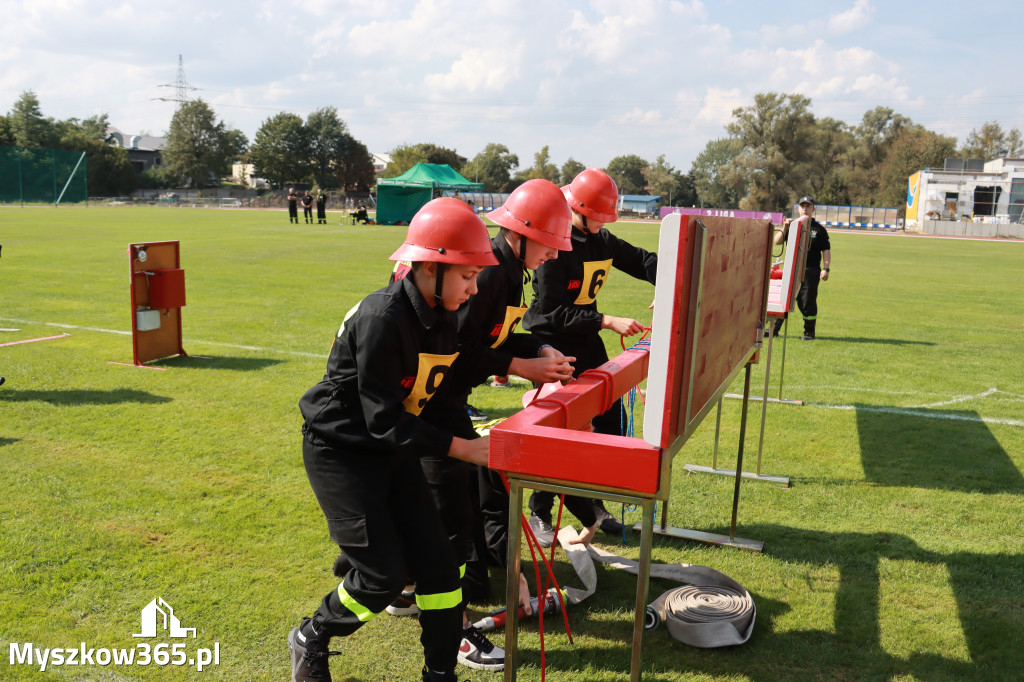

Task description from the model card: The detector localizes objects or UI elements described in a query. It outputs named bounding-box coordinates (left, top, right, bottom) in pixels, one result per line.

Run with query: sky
left=2, top=0, right=1023, bottom=173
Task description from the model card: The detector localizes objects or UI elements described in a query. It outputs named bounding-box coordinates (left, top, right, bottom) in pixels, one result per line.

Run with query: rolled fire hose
left=552, top=527, right=756, bottom=648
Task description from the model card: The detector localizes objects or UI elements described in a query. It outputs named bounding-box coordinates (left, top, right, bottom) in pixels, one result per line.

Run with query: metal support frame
left=504, top=480, right=656, bottom=682
left=689, top=328, right=792, bottom=488
left=648, top=362, right=765, bottom=552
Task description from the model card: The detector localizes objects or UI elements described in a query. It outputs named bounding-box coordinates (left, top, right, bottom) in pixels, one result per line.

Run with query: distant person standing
left=288, top=188, right=299, bottom=224
left=316, top=190, right=328, bottom=224
left=302, top=190, right=314, bottom=224
left=777, top=195, right=831, bottom=340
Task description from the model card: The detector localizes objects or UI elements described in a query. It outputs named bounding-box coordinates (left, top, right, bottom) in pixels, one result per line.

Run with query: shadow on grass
left=523, top=525, right=1022, bottom=680
left=149, top=355, right=284, bottom=371
left=816, top=336, right=937, bottom=346
left=0, top=389, right=172, bottom=406
left=0, top=437, right=19, bottom=447
left=855, top=404, right=1023, bottom=493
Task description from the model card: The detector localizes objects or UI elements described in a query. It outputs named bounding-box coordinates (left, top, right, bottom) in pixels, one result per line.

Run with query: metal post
left=711, top=397, right=723, bottom=470
left=755, top=330, right=774, bottom=476
left=504, top=480, right=524, bottom=682
left=730, top=363, right=753, bottom=541
left=630, top=500, right=655, bottom=682
left=777, top=317, right=789, bottom=401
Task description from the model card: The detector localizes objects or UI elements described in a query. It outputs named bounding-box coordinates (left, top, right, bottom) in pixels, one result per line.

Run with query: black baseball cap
left=797, top=195, right=816, bottom=206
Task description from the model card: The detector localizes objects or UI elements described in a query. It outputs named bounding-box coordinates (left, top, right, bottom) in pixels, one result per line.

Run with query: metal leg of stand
left=755, top=331, right=774, bottom=476
left=504, top=480, right=525, bottom=682
left=778, top=317, right=789, bottom=401
left=630, top=500, right=655, bottom=682
left=712, top=398, right=722, bottom=470
left=730, top=364, right=752, bottom=541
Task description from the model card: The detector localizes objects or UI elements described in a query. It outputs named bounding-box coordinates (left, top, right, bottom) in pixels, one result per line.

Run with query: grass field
left=1, top=206, right=1022, bottom=681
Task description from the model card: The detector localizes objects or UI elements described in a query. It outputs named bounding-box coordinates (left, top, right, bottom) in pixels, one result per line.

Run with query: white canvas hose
left=554, top=527, right=756, bottom=648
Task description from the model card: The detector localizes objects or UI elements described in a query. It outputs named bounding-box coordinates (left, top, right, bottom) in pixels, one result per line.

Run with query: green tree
left=606, top=154, right=648, bottom=195
left=877, top=128, right=957, bottom=208
left=689, top=137, right=743, bottom=209
left=417, top=144, right=463, bottom=170
left=335, top=137, right=375, bottom=193
left=805, top=117, right=854, bottom=205
left=163, top=100, right=233, bottom=187
left=223, top=128, right=249, bottom=164
left=560, top=157, right=586, bottom=184
left=845, top=107, right=914, bottom=204
left=723, top=92, right=817, bottom=212
left=250, top=112, right=308, bottom=189
left=958, top=121, right=1021, bottom=161
left=641, top=154, right=676, bottom=202
left=670, top=170, right=698, bottom=208
left=383, top=144, right=429, bottom=177
left=1007, top=128, right=1024, bottom=158
left=518, top=145, right=559, bottom=183
left=57, top=118, right=137, bottom=196
left=306, top=107, right=350, bottom=189
left=9, top=91, right=57, bottom=148
left=463, top=143, right=519, bottom=192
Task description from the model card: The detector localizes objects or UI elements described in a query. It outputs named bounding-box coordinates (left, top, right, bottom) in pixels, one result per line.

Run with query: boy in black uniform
left=289, top=198, right=497, bottom=682
left=302, top=190, right=314, bottom=224
left=316, top=190, right=328, bottom=224
left=383, top=182, right=576, bottom=672
left=287, top=188, right=299, bottom=224
left=523, top=168, right=657, bottom=546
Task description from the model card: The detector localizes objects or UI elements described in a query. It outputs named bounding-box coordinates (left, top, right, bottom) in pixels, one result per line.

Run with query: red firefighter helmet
left=390, top=197, right=498, bottom=266
left=563, top=167, right=619, bottom=223
left=485, top=179, right=572, bottom=251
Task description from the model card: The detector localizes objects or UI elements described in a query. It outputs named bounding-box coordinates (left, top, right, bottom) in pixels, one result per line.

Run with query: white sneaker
left=384, top=589, right=419, bottom=616
left=458, top=625, right=505, bottom=671
left=528, top=513, right=554, bottom=548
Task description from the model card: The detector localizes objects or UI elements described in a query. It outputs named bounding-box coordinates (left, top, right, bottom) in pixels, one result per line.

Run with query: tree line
left=4, top=89, right=1019, bottom=209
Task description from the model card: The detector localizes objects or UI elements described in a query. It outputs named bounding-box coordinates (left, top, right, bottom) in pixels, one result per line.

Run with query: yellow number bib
left=491, top=305, right=528, bottom=349
left=575, top=259, right=613, bottom=305
left=402, top=352, right=460, bottom=416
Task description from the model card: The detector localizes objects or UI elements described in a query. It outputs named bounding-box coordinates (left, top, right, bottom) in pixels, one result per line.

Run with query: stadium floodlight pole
left=56, top=152, right=87, bottom=206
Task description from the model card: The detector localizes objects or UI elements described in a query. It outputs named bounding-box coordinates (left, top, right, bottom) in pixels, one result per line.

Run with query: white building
left=906, top=157, right=1024, bottom=228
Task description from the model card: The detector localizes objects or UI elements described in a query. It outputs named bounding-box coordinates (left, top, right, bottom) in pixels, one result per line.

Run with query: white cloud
left=828, top=0, right=874, bottom=35
left=423, top=46, right=524, bottom=93
left=696, top=88, right=745, bottom=126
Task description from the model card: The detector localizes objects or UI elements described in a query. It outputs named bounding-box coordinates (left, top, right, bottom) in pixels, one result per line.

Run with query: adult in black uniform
left=302, top=190, right=314, bottom=224
left=288, top=198, right=496, bottom=682
left=777, top=195, right=831, bottom=340
left=316, top=190, right=328, bottom=224
left=522, top=168, right=657, bottom=546
left=287, top=188, right=299, bottom=224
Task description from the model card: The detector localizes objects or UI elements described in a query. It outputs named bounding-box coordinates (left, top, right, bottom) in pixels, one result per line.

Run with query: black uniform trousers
left=288, top=202, right=298, bottom=223
left=302, top=430, right=463, bottom=673
left=797, top=268, right=821, bottom=322
left=527, top=334, right=614, bottom=529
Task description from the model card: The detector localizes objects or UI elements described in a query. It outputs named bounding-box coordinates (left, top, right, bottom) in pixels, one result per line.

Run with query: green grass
left=1, top=206, right=1022, bottom=681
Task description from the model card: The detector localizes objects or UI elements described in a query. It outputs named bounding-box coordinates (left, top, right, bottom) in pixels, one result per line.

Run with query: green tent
left=376, top=163, right=484, bottom=225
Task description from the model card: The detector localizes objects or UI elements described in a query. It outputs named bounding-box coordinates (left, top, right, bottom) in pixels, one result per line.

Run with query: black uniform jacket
left=523, top=226, right=658, bottom=350
left=806, top=219, right=831, bottom=270
left=299, top=277, right=457, bottom=459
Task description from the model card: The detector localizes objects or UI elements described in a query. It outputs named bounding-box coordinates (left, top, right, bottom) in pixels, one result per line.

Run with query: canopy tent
left=376, top=163, right=484, bottom=224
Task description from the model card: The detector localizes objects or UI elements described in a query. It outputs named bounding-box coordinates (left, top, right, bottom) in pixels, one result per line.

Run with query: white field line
left=0, top=317, right=327, bottom=360
left=809, top=402, right=1024, bottom=428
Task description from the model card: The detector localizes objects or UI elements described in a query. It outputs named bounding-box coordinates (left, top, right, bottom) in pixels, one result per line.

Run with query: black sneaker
left=385, top=589, right=419, bottom=616
left=800, top=334, right=815, bottom=341
left=466, top=404, right=488, bottom=422
left=288, top=618, right=336, bottom=682
left=458, top=624, right=505, bottom=671
left=593, top=500, right=625, bottom=536
left=528, top=512, right=554, bottom=548
left=422, top=666, right=459, bottom=681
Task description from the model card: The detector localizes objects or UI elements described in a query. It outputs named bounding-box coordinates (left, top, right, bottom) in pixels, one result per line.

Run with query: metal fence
left=0, top=145, right=88, bottom=205
left=795, top=204, right=899, bottom=230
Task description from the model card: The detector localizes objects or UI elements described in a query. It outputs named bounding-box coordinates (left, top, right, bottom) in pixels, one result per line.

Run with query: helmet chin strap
left=518, top=234, right=531, bottom=306
left=433, top=249, right=447, bottom=307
